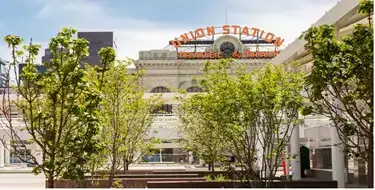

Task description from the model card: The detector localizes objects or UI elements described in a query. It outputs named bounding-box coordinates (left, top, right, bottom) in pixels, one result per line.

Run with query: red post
left=282, top=153, right=286, bottom=176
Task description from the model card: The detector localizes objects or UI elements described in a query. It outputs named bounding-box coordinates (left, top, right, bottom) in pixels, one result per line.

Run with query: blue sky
left=0, top=0, right=339, bottom=61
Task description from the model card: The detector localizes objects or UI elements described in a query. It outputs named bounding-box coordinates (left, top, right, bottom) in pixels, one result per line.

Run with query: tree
left=97, top=60, right=162, bottom=187
left=249, top=64, right=303, bottom=185
left=1, top=28, right=114, bottom=188
left=178, top=59, right=304, bottom=186
left=300, top=0, right=373, bottom=187
left=178, top=92, right=229, bottom=176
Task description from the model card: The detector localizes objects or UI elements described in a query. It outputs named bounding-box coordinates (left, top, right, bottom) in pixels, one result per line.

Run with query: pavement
left=0, top=173, right=45, bottom=189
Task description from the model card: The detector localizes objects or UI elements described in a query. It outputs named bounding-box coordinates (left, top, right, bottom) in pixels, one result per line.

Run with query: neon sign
left=170, top=25, right=285, bottom=48
left=177, top=50, right=280, bottom=59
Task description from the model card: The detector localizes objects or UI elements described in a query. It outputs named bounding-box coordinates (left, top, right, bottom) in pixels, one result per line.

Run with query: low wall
left=89, top=170, right=261, bottom=179
left=88, top=173, right=199, bottom=179
left=95, top=169, right=186, bottom=175
left=49, top=178, right=206, bottom=188
left=146, top=180, right=338, bottom=188
left=153, top=170, right=263, bottom=179
left=307, top=169, right=368, bottom=185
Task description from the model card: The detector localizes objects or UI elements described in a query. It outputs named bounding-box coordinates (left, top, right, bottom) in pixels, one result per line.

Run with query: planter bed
left=146, top=180, right=338, bottom=188
left=48, top=178, right=205, bottom=188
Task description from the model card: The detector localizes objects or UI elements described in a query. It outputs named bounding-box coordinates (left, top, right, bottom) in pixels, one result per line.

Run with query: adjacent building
left=0, top=58, right=6, bottom=87
left=78, top=32, right=114, bottom=67
left=41, top=31, right=114, bottom=67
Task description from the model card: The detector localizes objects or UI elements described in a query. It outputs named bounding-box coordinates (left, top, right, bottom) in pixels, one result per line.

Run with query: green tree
left=98, top=60, right=162, bottom=187
left=300, top=0, right=373, bottom=187
left=1, top=28, right=114, bottom=188
left=178, top=59, right=304, bottom=186
left=249, top=64, right=303, bottom=184
left=178, top=92, right=229, bottom=176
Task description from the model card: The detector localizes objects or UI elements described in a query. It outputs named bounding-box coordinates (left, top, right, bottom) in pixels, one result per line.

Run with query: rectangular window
left=313, top=148, right=332, bottom=169
left=152, top=104, right=173, bottom=115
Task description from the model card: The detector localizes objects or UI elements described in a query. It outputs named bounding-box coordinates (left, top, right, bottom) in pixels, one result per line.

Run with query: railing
left=152, top=114, right=179, bottom=123
left=142, top=154, right=189, bottom=163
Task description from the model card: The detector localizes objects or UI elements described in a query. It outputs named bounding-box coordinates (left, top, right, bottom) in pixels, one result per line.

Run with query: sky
left=0, top=0, right=340, bottom=62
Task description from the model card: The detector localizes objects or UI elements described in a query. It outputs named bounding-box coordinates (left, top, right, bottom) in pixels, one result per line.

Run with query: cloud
left=5, top=0, right=339, bottom=62
left=223, top=0, right=339, bottom=46
left=36, top=0, right=103, bottom=19
left=0, top=40, right=49, bottom=68
left=33, top=0, right=191, bottom=60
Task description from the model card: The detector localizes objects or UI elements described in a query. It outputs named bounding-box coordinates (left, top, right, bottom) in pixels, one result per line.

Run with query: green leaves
left=98, top=47, right=116, bottom=71
left=2, top=27, right=118, bottom=186
left=301, top=1, right=373, bottom=167
left=359, top=0, right=374, bottom=16
left=179, top=59, right=304, bottom=179
left=4, top=34, right=23, bottom=47
left=95, top=59, right=162, bottom=178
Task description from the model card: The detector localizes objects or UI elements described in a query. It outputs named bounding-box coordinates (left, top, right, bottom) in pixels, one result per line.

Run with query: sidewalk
left=128, top=164, right=188, bottom=170
left=0, top=173, right=45, bottom=189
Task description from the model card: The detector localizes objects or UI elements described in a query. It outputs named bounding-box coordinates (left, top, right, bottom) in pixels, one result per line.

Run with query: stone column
left=331, top=97, right=346, bottom=188
left=4, top=141, right=10, bottom=165
left=344, top=154, right=349, bottom=183
left=159, top=148, right=162, bottom=163
left=331, top=127, right=345, bottom=188
left=285, top=145, right=290, bottom=177
left=0, top=142, right=4, bottom=168
left=354, top=159, right=366, bottom=185
left=188, top=151, right=194, bottom=164
left=306, top=137, right=312, bottom=175
left=291, top=124, right=301, bottom=180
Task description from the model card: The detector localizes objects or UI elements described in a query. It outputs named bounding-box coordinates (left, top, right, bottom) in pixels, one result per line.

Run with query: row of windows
left=151, top=86, right=203, bottom=93
left=152, top=104, right=173, bottom=114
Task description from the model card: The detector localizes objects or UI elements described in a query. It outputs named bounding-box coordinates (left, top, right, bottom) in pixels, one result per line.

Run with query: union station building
left=133, top=24, right=281, bottom=163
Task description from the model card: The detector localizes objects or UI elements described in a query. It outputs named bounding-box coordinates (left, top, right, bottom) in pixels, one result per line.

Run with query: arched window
left=151, top=86, right=170, bottom=93
left=186, top=86, right=203, bottom=93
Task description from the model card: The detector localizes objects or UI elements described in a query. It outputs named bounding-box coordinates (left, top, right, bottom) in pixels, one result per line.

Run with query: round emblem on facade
left=219, top=41, right=236, bottom=58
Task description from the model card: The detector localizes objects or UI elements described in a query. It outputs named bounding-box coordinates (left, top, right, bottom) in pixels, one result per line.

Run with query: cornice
left=134, top=59, right=269, bottom=68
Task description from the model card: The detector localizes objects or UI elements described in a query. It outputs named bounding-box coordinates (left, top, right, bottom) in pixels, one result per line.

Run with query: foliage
left=300, top=0, right=373, bottom=187
left=94, top=59, right=162, bottom=187
left=178, top=92, right=229, bottom=173
left=178, top=59, right=304, bottom=185
left=214, top=174, right=228, bottom=181
left=111, top=179, right=124, bottom=188
left=250, top=64, right=304, bottom=182
left=1, top=28, right=114, bottom=188
left=204, top=174, right=228, bottom=181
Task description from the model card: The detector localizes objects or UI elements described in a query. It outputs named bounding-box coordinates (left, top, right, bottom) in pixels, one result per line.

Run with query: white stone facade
left=136, top=49, right=270, bottom=162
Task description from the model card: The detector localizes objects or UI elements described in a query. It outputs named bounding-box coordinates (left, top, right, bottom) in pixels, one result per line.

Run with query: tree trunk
left=123, top=157, right=130, bottom=174
left=125, top=163, right=129, bottom=171
left=211, top=161, right=216, bottom=180
left=109, top=154, right=117, bottom=188
left=109, top=131, right=118, bottom=188
left=368, top=131, right=373, bottom=188
left=122, top=156, right=127, bottom=174
left=47, top=172, right=54, bottom=188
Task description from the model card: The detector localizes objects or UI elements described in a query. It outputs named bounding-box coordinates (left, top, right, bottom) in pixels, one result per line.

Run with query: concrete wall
left=308, top=169, right=368, bottom=185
